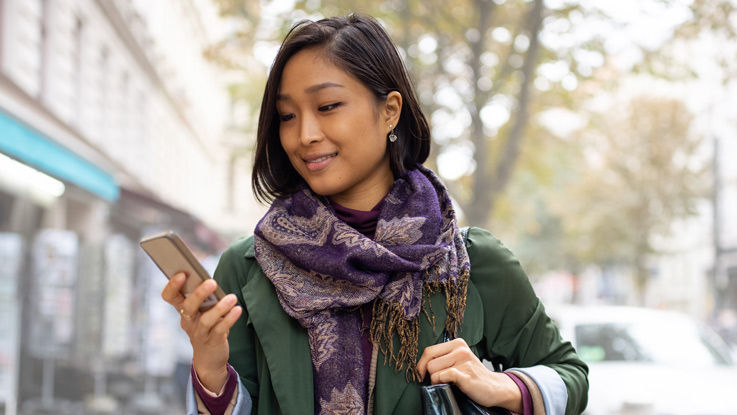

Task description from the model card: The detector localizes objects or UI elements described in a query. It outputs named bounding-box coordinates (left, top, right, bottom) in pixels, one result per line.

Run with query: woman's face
left=276, top=47, right=400, bottom=209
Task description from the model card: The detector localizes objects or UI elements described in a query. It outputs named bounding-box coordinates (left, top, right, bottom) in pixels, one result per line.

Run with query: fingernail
left=174, top=273, right=185, bottom=282
left=204, top=279, right=216, bottom=289
left=225, top=294, right=237, bottom=304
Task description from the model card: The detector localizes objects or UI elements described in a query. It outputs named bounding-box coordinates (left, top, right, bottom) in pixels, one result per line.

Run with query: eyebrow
left=276, top=82, right=345, bottom=100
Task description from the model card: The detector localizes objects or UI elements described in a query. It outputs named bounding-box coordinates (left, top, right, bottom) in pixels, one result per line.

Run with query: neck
left=330, top=187, right=389, bottom=211
left=329, top=168, right=394, bottom=211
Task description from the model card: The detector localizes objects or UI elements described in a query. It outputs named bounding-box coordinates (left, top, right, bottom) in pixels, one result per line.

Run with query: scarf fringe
left=369, top=267, right=470, bottom=383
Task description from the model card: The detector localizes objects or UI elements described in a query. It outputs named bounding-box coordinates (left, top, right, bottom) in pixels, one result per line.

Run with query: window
left=97, top=46, right=109, bottom=140
left=120, top=71, right=129, bottom=134
left=575, top=323, right=644, bottom=362
left=72, top=17, right=83, bottom=126
left=38, top=0, right=50, bottom=100
left=0, top=0, right=5, bottom=68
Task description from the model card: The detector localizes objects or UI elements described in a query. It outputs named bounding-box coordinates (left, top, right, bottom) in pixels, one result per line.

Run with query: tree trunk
left=467, top=0, right=496, bottom=226
left=486, top=0, right=544, bottom=218
left=400, top=0, right=411, bottom=54
left=633, top=251, right=649, bottom=306
left=632, top=199, right=652, bottom=306
left=467, top=0, right=544, bottom=227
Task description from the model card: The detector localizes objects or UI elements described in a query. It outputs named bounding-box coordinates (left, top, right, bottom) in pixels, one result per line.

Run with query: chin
left=303, top=179, right=345, bottom=198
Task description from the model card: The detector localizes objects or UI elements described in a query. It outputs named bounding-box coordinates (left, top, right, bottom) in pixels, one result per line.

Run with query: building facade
left=0, top=0, right=261, bottom=414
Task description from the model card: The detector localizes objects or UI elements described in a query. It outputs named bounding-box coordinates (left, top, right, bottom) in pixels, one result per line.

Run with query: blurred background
left=0, top=0, right=735, bottom=414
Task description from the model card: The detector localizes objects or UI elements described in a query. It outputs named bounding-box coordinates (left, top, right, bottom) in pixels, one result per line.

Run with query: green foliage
left=206, top=0, right=730, bottom=299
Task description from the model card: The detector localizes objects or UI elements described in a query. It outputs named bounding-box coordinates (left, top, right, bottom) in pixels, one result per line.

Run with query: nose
left=299, top=112, right=322, bottom=145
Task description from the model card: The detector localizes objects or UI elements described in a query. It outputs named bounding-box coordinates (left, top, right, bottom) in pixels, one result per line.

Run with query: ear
left=382, top=91, right=402, bottom=132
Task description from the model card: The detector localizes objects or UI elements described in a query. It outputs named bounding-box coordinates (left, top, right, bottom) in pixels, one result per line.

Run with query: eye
left=318, top=102, right=341, bottom=112
left=279, top=113, right=295, bottom=122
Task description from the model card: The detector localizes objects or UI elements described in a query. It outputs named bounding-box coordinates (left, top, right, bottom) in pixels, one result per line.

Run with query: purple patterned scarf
left=254, top=166, right=470, bottom=414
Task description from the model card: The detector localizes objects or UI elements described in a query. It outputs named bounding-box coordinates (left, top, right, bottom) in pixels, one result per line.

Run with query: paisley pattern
left=254, top=166, right=470, bottom=414
left=374, top=216, right=426, bottom=246
left=257, top=241, right=377, bottom=316
left=319, top=382, right=363, bottom=415
left=309, top=317, right=339, bottom=369
left=259, top=195, right=335, bottom=247
left=331, top=221, right=387, bottom=257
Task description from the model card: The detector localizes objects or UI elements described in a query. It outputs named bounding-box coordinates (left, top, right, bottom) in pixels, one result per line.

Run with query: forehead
left=278, top=47, right=361, bottom=96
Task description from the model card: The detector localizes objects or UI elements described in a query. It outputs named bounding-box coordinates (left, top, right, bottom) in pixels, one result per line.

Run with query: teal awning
left=0, top=110, right=119, bottom=201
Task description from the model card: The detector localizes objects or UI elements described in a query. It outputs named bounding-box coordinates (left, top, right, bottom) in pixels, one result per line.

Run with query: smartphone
left=140, top=230, right=225, bottom=311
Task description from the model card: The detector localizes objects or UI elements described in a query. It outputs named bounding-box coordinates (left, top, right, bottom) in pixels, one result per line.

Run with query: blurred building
left=0, top=0, right=261, bottom=414
left=634, top=62, right=737, bottom=321
left=713, top=125, right=737, bottom=320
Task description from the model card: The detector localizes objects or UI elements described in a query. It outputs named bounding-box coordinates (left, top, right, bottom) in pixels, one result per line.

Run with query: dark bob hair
left=251, top=14, right=431, bottom=203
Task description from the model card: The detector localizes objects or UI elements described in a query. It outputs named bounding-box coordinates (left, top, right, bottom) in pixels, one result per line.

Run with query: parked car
left=548, top=305, right=737, bottom=415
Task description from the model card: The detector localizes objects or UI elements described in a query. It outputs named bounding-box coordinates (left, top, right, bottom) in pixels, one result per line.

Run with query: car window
left=575, top=320, right=734, bottom=366
left=575, top=323, right=646, bottom=362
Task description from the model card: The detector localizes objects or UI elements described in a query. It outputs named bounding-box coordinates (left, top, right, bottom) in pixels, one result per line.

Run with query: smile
left=304, top=152, right=337, bottom=171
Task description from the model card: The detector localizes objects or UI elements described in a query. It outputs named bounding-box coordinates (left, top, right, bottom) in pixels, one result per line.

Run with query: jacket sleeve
left=185, top=370, right=252, bottom=415
left=466, top=227, right=589, bottom=415
left=211, top=237, right=260, bottom=409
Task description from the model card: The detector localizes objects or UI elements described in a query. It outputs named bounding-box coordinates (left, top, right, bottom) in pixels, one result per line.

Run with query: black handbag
left=420, top=332, right=511, bottom=415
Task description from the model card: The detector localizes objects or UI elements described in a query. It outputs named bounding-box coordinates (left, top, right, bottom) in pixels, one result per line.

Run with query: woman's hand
left=416, top=338, right=522, bottom=412
left=161, top=272, right=243, bottom=392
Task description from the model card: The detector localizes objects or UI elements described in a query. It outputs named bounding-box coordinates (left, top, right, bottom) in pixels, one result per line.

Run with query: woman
left=162, top=14, right=588, bottom=415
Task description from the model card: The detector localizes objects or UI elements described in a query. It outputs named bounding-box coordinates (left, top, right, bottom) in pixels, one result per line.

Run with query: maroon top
left=191, top=363, right=237, bottom=414
left=330, top=197, right=383, bottom=239
left=193, top=196, right=531, bottom=415
left=330, top=198, right=384, bottom=383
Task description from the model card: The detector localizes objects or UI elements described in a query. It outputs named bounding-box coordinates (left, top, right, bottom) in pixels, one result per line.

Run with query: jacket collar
left=243, top=243, right=315, bottom=415
left=242, top=241, right=451, bottom=414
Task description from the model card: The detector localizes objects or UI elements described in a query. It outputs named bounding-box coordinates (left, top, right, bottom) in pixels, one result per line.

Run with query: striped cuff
left=186, top=368, right=252, bottom=415
left=192, top=364, right=238, bottom=414
left=507, top=365, right=567, bottom=415
left=505, top=372, right=533, bottom=415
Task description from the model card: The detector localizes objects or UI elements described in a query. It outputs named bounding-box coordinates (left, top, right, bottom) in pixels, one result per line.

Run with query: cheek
left=278, top=127, right=288, bottom=148
left=279, top=132, right=295, bottom=156
left=350, top=114, right=386, bottom=150
left=278, top=136, right=301, bottom=168
left=365, top=127, right=389, bottom=156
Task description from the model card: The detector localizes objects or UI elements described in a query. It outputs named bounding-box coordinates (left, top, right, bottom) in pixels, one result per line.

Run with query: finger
left=161, top=272, right=187, bottom=305
left=431, top=366, right=468, bottom=385
left=181, top=278, right=218, bottom=317
left=210, top=306, right=243, bottom=338
left=426, top=347, right=471, bottom=377
left=417, top=341, right=456, bottom=379
left=198, top=294, right=239, bottom=330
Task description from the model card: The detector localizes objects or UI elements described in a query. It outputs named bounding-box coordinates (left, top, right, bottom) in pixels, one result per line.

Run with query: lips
left=303, top=152, right=337, bottom=171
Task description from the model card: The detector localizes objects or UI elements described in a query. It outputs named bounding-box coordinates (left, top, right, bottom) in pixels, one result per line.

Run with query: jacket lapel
left=374, top=289, right=448, bottom=414
left=242, top=246, right=314, bottom=415
left=242, top=239, right=477, bottom=415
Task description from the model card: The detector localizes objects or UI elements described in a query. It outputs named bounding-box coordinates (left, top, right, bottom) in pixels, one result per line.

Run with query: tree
left=555, top=96, right=707, bottom=304
left=205, top=1, right=731, bottom=304
left=206, top=0, right=607, bottom=229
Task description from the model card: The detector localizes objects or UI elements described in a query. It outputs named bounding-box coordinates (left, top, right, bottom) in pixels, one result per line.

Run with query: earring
left=388, top=124, right=398, bottom=143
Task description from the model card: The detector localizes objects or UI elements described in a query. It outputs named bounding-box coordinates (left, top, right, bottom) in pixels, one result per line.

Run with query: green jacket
left=213, top=227, right=588, bottom=414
